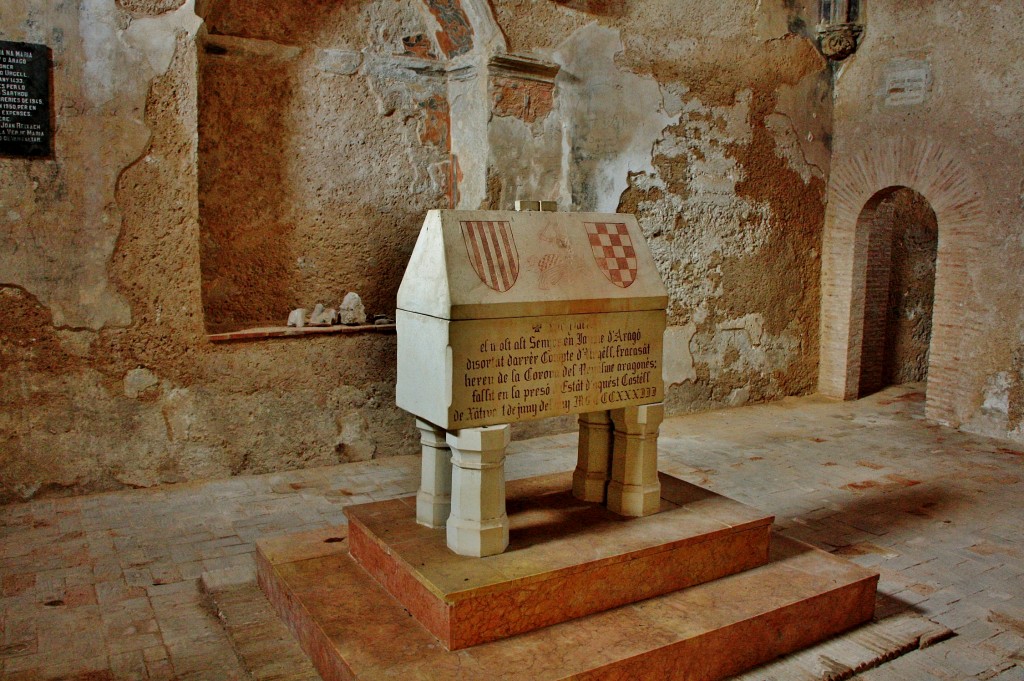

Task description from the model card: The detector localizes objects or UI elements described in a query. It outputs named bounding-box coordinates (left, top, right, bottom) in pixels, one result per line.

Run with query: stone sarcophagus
left=397, top=209, right=668, bottom=556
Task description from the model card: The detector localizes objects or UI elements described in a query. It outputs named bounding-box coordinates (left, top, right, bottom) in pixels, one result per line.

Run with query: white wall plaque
left=882, top=59, right=932, bottom=108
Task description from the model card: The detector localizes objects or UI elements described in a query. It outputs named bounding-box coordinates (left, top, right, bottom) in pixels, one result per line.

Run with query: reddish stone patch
left=748, top=456, right=764, bottom=461
left=997, top=447, right=1024, bottom=457
left=417, top=94, right=450, bottom=151
left=449, top=154, right=462, bottom=208
left=823, top=461, right=838, bottom=466
left=857, top=460, right=885, bottom=470
left=810, top=437, right=828, bottom=443
left=885, top=474, right=922, bottom=487
left=424, top=0, right=474, bottom=58
left=843, top=480, right=883, bottom=491
left=833, top=542, right=890, bottom=557
left=968, top=541, right=1011, bottom=557
left=402, top=34, right=436, bottom=59
left=491, top=76, right=555, bottom=124
left=50, top=671, right=115, bottom=681
left=906, top=501, right=939, bottom=518
left=68, top=547, right=91, bottom=567
left=905, top=582, right=938, bottom=596
left=550, top=0, right=624, bottom=15
left=63, top=584, right=98, bottom=607
left=878, top=391, right=926, bottom=406
left=108, top=584, right=147, bottom=604
left=970, top=474, right=1022, bottom=485
left=989, top=610, right=1024, bottom=636
left=3, top=573, right=35, bottom=596
left=434, top=158, right=454, bottom=209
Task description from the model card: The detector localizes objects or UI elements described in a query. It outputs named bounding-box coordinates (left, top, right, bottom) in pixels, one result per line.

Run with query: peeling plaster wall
left=487, top=0, right=831, bottom=419
left=824, top=1, right=1024, bottom=442
left=0, top=1, right=433, bottom=502
left=1, top=0, right=834, bottom=501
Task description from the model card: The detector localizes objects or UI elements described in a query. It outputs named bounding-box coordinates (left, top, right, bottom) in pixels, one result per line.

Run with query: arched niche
left=192, top=0, right=459, bottom=333
left=819, top=137, right=987, bottom=427
left=854, top=186, right=938, bottom=397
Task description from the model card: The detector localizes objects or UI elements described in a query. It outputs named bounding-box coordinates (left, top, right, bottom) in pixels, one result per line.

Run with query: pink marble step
left=345, top=471, right=773, bottom=649
left=257, top=518, right=877, bottom=681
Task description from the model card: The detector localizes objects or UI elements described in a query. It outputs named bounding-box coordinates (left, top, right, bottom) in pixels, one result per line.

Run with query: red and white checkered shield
left=460, top=221, right=520, bottom=293
left=585, top=222, right=638, bottom=288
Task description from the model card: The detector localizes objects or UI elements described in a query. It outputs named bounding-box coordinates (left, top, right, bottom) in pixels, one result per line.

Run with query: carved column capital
left=819, top=24, right=863, bottom=61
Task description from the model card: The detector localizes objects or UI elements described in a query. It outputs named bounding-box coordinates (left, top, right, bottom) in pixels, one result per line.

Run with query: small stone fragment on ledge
left=287, top=308, right=306, bottom=328
left=373, top=314, right=394, bottom=326
left=339, top=292, right=367, bottom=325
left=310, top=305, right=337, bottom=326
left=306, top=303, right=325, bottom=327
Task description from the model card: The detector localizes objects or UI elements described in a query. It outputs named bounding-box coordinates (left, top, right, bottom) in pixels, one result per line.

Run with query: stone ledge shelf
left=207, top=324, right=396, bottom=344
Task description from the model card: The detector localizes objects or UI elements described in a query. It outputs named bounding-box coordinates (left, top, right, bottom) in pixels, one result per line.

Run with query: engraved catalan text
left=449, top=310, right=663, bottom=428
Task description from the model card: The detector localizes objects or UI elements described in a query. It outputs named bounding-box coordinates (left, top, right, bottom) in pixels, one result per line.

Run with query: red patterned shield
left=460, top=221, right=520, bottom=292
left=584, top=222, right=638, bottom=288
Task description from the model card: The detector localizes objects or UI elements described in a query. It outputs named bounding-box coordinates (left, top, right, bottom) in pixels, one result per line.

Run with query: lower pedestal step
left=257, top=473, right=878, bottom=681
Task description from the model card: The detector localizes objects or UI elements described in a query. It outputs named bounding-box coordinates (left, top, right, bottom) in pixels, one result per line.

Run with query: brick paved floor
left=1, top=384, right=1022, bottom=680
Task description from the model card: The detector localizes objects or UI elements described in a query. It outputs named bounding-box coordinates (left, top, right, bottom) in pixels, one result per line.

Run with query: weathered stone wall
left=483, top=0, right=832, bottom=420
left=0, top=1, right=436, bottom=502
left=882, top=189, right=938, bottom=387
left=820, top=1, right=1024, bottom=443
left=1, top=0, right=833, bottom=501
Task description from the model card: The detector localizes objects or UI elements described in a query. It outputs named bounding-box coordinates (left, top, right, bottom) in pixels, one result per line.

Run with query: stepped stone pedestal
left=257, top=471, right=879, bottom=680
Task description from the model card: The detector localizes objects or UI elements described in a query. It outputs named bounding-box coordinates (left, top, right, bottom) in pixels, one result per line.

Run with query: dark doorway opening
left=858, top=187, right=938, bottom=397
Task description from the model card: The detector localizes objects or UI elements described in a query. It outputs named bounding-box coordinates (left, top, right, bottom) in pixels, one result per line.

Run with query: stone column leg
left=446, top=425, right=511, bottom=557
left=607, top=403, right=664, bottom=517
left=415, top=419, right=452, bottom=528
left=572, top=410, right=613, bottom=503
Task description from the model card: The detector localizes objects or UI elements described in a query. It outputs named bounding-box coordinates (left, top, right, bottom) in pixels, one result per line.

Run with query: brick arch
left=818, top=137, right=987, bottom=427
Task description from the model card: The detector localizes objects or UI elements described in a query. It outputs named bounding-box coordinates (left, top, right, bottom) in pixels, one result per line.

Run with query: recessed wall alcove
left=856, top=187, right=937, bottom=397
left=194, top=0, right=451, bottom=333
left=819, top=137, right=987, bottom=426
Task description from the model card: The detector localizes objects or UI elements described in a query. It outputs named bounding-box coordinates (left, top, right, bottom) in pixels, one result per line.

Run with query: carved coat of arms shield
left=460, top=221, right=520, bottom=292
left=584, top=222, right=638, bottom=288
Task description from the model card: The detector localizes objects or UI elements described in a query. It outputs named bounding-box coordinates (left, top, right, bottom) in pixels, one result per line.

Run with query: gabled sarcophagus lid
left=397, top=210, right=668, bottom=320
left=397, top=210, right=668, bottom=430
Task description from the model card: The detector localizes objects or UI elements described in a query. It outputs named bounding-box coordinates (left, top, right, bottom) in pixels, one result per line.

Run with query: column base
left=607, top=480, right=661, bottom=517
left=571, top=469, right=608, bottom=503
left=416, top=491, right=451, bottom=529
left=415, top=419, right=452, bottom=528
left=573, top=410, right=612, bottom=504
left=446, top=514, right=509, bottom=557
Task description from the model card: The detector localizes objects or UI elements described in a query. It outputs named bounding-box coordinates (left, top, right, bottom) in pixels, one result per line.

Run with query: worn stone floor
left=1, top=384, right=1022, bottom=680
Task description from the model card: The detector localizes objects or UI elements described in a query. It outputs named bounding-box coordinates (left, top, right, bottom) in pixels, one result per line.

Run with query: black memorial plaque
left=0, top=40, right=51, bottom=158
